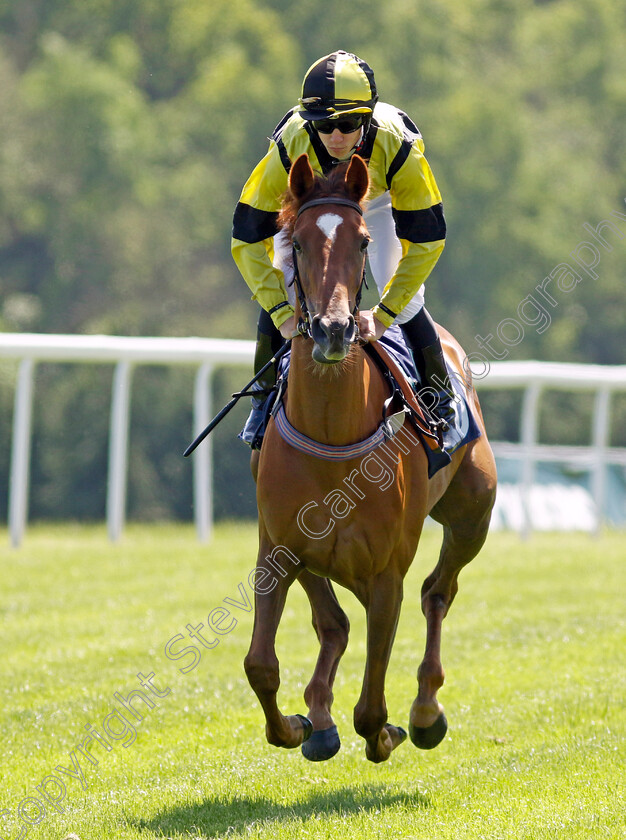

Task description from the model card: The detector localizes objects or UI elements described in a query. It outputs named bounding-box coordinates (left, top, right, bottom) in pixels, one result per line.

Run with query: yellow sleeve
left=231, top=237, right=295, bottom=329
left=373, top=239, right=445, bottom=328
left=231, top=144, right=295, bottom=329
left=371, top=131, right=446, bottom=327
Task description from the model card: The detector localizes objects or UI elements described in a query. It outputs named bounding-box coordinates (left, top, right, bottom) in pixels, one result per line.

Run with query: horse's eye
left=293, top=240, right=302, bottom=253
left=360, top=237, right=370, bottom=252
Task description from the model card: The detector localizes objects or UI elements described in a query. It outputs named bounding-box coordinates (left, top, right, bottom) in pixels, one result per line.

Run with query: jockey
left=232, top=50, right=455, bottom=449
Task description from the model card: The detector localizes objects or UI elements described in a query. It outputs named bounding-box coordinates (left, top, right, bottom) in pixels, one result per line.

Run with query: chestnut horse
left=245, top=153, right=497, bottom=763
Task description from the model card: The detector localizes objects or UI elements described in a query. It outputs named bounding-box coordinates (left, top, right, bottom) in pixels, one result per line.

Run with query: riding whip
left=183, top=339, right=291, bottom=457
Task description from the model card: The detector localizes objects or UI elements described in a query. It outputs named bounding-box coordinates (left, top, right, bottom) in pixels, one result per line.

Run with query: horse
left=245, top=153, right=497, bottom=763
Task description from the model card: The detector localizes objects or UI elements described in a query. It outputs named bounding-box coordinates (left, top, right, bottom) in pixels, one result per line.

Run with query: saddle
left=363, top=340, right=451, bottom=477
left=368, top=326, right=482, bottom=463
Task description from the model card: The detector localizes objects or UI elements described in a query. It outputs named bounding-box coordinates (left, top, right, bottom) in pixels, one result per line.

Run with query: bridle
left=290, top=196, right=368, bottom=340
left=266, top=195, right=446, bottom=463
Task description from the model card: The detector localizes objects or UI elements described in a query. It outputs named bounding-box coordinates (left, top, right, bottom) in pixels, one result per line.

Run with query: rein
left=290, top=195, right=368, bottom=339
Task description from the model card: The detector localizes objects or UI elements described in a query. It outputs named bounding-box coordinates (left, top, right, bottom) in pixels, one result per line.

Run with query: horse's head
left=284, top=154, right=370, bottom=365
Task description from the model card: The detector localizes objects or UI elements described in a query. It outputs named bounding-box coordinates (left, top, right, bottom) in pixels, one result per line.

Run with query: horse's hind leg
left=298, top=571, right=349, bottom=761
left=410, top=439, right=496, bottom=749
left=244, top=537, right=312, bottom=750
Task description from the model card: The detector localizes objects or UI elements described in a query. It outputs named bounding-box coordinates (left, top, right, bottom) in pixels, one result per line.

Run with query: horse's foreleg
left=354, top=570, right=407, bottom=763
left=298, top=571, right=349, bottom=761
left=244, top=541, right=312, bottom=750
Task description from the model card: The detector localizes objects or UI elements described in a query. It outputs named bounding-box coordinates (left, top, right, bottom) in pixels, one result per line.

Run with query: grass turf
left=0, top=523, right=624, bottom=839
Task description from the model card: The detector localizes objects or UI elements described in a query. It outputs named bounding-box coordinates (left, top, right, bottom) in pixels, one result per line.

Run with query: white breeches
left=273, top=190, right=425, bottom=324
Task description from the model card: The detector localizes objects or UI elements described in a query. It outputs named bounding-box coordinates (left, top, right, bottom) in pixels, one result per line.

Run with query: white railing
left=0, top=334, right=254, bottom=547
left=474, top=360, right=626, bottom=536
left=1, top=334, right=625, bottom=545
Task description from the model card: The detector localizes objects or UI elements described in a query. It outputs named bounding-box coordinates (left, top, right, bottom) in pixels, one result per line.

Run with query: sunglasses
left=312, top=115, right=364, bottom=134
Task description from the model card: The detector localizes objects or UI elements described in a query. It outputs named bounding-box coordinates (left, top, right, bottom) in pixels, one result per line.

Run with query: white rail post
left=8, top=359, right=35, bottom=548
left=193, top=363, right=213, bottom=543
left=107, top=360, right=133, bottom=542
left=520, top=382, right=542, bottom=540
left=591, top=386, right=611, bottom=536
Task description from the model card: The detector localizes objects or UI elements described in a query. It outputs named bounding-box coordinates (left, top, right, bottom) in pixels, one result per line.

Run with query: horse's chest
left=266, top=507, right=407, bottom=583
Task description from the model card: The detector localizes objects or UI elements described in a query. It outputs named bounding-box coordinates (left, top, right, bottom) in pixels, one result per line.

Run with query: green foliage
left=0, top=0, right=624, bottom=521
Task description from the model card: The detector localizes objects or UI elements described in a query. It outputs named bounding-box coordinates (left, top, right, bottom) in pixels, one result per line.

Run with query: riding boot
left=239, top=311, right=284, bottom=450
left=417, top=341, right=457, bottom=432
left=400, top=308, right=456, bottom=433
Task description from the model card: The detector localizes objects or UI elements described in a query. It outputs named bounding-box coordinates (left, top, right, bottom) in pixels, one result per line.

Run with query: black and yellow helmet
left=299, top=51, right=378, bottom=121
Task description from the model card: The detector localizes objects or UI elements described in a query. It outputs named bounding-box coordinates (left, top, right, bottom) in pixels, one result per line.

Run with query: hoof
left=409, top=712, right=448, bottom=750
left=385, top=724, right=408, bottom=749
left=395, top=725, right=408, bottom=744
left=301, top=725, right=341, bottom=762
left=295, top=714, right=313, bottom=743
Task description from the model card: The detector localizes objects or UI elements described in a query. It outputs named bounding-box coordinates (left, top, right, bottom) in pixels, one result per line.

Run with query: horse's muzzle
left=311, top=314, right=356, bottom=364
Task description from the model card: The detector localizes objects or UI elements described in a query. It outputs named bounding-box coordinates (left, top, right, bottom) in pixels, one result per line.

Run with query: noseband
left=290, top=196, right=368, bottom=340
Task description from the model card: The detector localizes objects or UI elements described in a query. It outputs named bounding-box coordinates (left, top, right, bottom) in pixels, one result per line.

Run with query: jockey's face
left=316, top=126, right=362, bottom=161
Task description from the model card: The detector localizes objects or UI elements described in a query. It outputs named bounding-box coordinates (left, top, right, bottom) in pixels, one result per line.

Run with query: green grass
left=1, top=523, right=624, bottom=839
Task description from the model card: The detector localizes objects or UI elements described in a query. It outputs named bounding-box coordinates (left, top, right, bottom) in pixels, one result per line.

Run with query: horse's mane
left=278, top=163, right=358, bottom=238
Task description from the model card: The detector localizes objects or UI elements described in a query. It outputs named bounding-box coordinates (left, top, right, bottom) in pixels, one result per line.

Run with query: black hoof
left=301, top=724, right=341, bottom=761
left=295, top=714, right=313, bottom=743
left=409, top=712, right=448, bottom=750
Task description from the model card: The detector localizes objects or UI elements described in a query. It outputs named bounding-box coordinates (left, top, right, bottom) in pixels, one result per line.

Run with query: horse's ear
left=289, top=154, right=315, bottom=199
left=345, top=155, right=369, bottom=204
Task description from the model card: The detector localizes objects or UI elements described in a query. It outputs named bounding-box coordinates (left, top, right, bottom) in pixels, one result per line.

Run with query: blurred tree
left=0, top=0, right=624, bottom=523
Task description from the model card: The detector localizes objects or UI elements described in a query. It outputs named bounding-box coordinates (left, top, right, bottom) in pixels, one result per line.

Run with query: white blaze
left=316, top=213, right=343, bottom=243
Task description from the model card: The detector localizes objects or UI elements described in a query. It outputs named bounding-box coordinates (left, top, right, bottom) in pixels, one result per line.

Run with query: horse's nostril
left=330, top=316, right=355, bottom=344
left=311, top=315, right=327, bottom=343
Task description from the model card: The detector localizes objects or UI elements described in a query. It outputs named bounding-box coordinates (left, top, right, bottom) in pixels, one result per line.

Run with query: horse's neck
left=287, top=340, right=380, bottom=446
